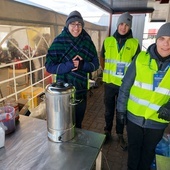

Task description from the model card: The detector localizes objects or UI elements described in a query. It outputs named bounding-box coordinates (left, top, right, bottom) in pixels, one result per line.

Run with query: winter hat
left=117, top=12, right=132, bottom=28
left=156, top=22, right=170, bottom=40
left=66, top=10, right=84, bottom=28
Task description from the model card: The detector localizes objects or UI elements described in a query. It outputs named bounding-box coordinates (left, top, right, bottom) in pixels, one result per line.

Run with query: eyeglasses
left=70, top=23, right=82, bottom=28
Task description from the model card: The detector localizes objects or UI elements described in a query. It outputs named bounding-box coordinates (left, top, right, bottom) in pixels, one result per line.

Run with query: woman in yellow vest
left=117, top=22, right=170, bottom=170
left=100, top=12, right=140, bottom=149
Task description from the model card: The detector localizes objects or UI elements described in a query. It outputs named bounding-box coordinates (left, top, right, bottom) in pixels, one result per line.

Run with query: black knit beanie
left=66, top=10, right=84, bottom=28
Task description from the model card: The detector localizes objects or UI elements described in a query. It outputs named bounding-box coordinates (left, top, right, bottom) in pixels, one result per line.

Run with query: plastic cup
left=0, top=106, right=15, bottom=135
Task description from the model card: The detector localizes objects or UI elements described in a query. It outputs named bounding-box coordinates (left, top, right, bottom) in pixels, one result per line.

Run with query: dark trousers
left=127, top=120, right=165, bottom=170
left=104, top=83, right=124, bottom=134
left=75, top=97, right=87, bottom=128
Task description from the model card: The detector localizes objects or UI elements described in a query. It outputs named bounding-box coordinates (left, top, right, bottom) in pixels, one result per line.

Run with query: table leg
left=96, top=149, right=102, bottom=170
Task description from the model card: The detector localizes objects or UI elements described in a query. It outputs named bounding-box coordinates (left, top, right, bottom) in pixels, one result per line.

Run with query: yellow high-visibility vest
left=102, top=36, right=138, bottom=86
left=128, top=51, right=170, bottom=123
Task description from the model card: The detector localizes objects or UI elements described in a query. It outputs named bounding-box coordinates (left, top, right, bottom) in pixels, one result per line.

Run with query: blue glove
left=117, top=112, right=127, bottom=125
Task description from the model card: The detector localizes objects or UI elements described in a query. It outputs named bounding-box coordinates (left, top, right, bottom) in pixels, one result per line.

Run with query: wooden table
left=0, top=115, right=105, bottom=170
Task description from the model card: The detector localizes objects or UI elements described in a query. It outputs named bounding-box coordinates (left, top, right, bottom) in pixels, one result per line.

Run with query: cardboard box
left=21, top=87, right=44, bottom=108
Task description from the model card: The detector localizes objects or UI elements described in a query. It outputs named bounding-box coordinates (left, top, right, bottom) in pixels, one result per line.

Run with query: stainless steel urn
left=45, top=82, right=75, bottom=142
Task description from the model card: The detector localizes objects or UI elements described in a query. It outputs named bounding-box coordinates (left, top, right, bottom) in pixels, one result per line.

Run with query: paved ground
left=82, top=79, right=128, bottom=170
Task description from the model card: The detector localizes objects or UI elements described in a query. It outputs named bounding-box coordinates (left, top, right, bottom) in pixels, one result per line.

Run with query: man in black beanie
left=45, top=10, right=99, bottom=129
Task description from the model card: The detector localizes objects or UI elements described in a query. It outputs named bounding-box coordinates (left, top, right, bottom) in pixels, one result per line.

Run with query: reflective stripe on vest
left=104, top=59, right=131, bottom=67
left=129, top=94, right=160, bottom=111
left=134, top=80, right=170, bottom=95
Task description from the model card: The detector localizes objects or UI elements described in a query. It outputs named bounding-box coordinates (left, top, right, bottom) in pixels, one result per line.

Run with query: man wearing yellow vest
left=117, top=22, right=170, bottom=170
left=100, top=12, right=140, bottom=149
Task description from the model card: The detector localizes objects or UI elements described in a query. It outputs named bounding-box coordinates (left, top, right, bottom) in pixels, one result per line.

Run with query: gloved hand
left=117, top=111, right=127, bottom=125
left=157, top=103, right=170, bottom=121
